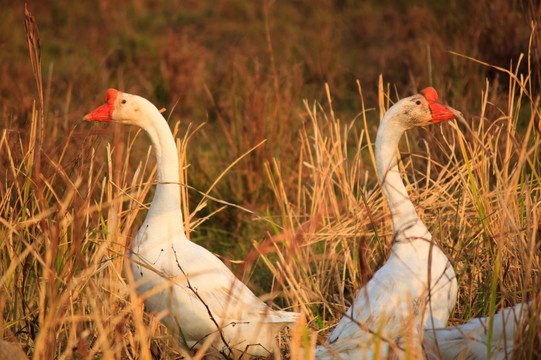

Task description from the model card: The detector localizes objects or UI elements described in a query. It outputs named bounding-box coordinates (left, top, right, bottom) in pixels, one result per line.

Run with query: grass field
left=1, top=1, right=540, bottom=358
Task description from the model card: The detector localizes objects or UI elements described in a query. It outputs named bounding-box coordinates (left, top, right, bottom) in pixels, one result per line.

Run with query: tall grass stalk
left=1, top=6, right=540, bottom=359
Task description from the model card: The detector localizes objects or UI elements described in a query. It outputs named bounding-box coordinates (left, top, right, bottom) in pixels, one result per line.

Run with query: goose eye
left=121, top=99, right=127, bottom=104
left=416, top=100, right=421, bottom=105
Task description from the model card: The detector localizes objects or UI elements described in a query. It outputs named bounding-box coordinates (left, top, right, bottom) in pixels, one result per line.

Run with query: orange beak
left=84, top=103, right=112, bottom=122
left=421, top=87, right=455, bottom=123
left=84, top=88, right=118, bottom=122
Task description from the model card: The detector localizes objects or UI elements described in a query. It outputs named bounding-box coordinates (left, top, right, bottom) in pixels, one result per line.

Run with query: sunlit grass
left=1, top=1, right=540, bottom=359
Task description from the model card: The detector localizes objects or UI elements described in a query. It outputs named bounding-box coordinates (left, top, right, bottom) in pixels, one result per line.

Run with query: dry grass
left=259, top=69, right=541, bottom=351
left=1, top=1, right=540, bottom=359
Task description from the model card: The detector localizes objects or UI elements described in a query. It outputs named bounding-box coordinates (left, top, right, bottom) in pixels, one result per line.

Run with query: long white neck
left=138, top=105, right=185, bottom=235
left=375, top=106, right=429, bottom=242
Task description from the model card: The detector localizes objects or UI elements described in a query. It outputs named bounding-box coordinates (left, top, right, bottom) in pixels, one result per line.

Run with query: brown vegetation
left=0, top=1, right=540, bottom=358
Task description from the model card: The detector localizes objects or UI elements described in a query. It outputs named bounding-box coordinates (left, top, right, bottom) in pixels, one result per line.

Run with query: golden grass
left=1, top=4, right=540, bottom=360
left=260, top=68, right=541, bottom=357
left=2, top=60, right=540, bottom=360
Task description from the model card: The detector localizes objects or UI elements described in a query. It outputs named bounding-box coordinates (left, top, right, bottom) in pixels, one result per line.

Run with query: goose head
left=386, top=87, right=456, bottom=130
left=84, top=88, right=157, bottom=127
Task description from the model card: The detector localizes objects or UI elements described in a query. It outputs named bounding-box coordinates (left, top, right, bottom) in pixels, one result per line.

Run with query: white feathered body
left=314, top=90, right=458, bottom=359
left=315, top=235, right=456, bottom=359
left=424, top=302, right=534, bottom=360
left=131, top=223, right=296, bottom=357
left=86, top=89, right=299, bottom=358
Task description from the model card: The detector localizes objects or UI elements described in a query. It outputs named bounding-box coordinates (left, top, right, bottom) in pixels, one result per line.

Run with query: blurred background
left=0, top=1, right=540, bottom=358
left=2, top=0, right=538, bottom=254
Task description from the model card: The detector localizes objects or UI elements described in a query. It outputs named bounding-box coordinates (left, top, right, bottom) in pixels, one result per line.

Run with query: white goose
left=314, top=88, right=458, bottom=359
left=85, top=89, right=300, bottom=358
left=424, top=301, right=537, bottom=359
